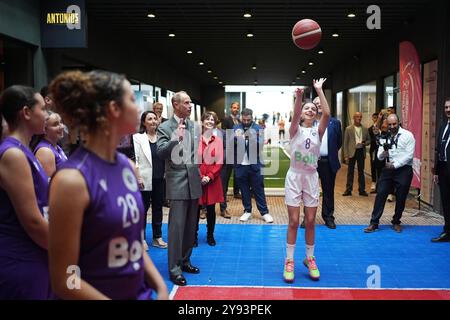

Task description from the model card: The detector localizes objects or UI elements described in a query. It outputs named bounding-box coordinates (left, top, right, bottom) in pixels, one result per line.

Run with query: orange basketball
left=292, top=19, right=322, bottom=50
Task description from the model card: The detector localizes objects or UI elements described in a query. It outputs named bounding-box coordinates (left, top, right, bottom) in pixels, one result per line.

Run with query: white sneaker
left=370, top=182, right=376, bottom=191
left=240, top=211, right=252, bottom=222
left=387, top=194, right=395, bottom=202
left=263, top=213, right=274, bottom=223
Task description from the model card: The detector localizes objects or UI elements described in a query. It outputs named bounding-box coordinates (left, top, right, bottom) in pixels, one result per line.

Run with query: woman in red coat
left=195, top=111, right=224, bottom=246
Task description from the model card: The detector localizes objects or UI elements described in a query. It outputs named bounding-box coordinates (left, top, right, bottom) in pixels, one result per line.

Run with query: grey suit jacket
left=343, top=124, right=371, bottom=159
left=156, top=117, right=202, bottom=200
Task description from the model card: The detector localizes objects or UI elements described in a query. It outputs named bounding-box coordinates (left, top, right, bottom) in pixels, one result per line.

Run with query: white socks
left=286, top=243, right=295, bottom=260
left=306, top=244, right=315, bottom=258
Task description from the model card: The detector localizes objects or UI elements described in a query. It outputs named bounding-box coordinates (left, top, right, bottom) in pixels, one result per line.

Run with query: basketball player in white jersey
left=283, top=78, right=330, bottom=283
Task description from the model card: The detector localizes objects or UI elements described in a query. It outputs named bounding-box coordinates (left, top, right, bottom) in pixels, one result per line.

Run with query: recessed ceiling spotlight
left=147, top=13, right=156, bottom=18
left=318, top=49, right=324, bottom=54
left=301, top=69, right=306, bottom=74
left=347, top=12, right=356, bottom=18
left=186, top=50, right=193, bottom=54
left=308, top=61, right=314, bottom=66
left=246, top=30, right=254, bottom=37
left=168, top=32, right=175, bottom=37
left=254, top=80, right=258, bottom=84
left=332, top=32, right=339, bottom=38
left=198, top=61, right=204, bottom=66
left=213, top=76, right=218, bottom=79
left=243, top=12, right=252, bottom=18
left=218, top=81, right=223, bottom=84
left=252, top=65, right=257, bottom=70
left=207, top=70, right=212, bottom=73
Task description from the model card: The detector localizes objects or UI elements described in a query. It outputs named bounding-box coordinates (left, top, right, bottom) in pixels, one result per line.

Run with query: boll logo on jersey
left=108, top=237, right=143, bottom=271
left=122, top=167, right=138, bottom=192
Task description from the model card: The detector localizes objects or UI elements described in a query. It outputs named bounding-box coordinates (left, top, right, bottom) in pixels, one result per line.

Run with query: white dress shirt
left=377, top=127, right=415, bottom=169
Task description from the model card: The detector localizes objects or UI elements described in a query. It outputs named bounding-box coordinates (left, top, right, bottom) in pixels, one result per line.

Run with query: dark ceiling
left=87, top=0, right=428, bottom=86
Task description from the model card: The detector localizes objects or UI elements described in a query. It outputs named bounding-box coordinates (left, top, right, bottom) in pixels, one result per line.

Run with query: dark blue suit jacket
left=326, top=117, right=343, bottom=173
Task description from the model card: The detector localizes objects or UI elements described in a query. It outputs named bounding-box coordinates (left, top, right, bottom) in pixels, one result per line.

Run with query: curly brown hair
left=49, top=70, right=126, bottom=134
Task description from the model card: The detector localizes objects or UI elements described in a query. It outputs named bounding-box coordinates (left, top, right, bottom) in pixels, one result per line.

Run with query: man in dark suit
left=157, top=91, right=202, bottom=286
left=314, top=97, right=342, bottom=229
left=153, top=102, right=168, bottom=123
left=219, top=101, right=241, bottom=218
left=432, top=98, right=450, bottom=242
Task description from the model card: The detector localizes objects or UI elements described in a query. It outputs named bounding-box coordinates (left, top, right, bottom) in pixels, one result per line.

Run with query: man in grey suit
left=157, top=91, right=202, bottom=286
left=343, top=112, right=370, bottom=196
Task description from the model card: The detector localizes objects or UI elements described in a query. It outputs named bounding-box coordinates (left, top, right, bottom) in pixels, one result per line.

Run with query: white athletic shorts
left=284, top=167, right=319, bottom=207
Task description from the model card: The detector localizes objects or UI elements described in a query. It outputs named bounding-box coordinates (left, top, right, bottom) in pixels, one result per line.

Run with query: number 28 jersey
left=289, top=125, right=321, bottom=173
left=58, top=146, right=151, bottom=300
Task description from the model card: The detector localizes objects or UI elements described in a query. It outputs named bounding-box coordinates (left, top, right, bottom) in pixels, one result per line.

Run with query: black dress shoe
left=431, top=233, right=450, bottom=242
left=342, top=191, right=352, bottom=196
left=300, top=220, right=305, bottom=229
left=207, top=235, right=216, bottom=246
left=359, top=191, right=369, bottom=196
left=170, top=274, right=187, bottom=286
left=181, top=264, right=200, bottom=274
left=325, top=220, right=336, bottom=229
left=364, top=224, right=378, bottom=233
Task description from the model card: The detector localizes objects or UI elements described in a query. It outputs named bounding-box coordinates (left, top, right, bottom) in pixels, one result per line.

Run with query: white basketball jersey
left=289, top=125, right=321, bottom=172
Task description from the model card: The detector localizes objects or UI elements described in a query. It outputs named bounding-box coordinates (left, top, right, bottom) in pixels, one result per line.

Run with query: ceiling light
left=252, top=64, right=257, bottom=70
left=318, top=49, right=324, bottom=54
left=301, top=69, right=306, bottom=74
left=296, top=75, right=300, bottom=79
left=213, top=76, right=218, bottom=79
left=243, top=12, right=252, bottom=18
left=246, top=30, right=254, bottom=37
left=308, top=61, right=314, bottom=66
left=168, top=32, right=175, bottom=37
left=147, top=13, right=156, bottom=18
left=254, top=80, right=258, bottom=85
left=332, top=32, right=339, bottom=38
left=292, top=81, right=296, bottom=85
left=186, top=50, right=193, bottom=54
left=198, top=61, right=204, bottom=65
left=207, top=70, right=212, bottom=73
left=218, top=81, right=223, bottom=84
left=347, top=12, right=356, bottom=18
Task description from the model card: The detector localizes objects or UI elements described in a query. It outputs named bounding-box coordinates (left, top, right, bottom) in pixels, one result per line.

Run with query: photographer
left=364, top=114, right=415, bottom=233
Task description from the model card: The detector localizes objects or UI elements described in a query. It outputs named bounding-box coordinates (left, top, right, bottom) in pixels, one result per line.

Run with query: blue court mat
left=146, top=224, right=450, bottom=292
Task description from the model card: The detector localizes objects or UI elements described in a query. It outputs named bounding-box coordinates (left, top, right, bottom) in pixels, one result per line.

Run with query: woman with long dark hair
left=0, top=85, right=50, bottom=299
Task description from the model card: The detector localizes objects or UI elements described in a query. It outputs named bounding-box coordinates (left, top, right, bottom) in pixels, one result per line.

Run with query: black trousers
left=196, top=204, right=217, bottom=238
left=438, top=162, right=450, bottom=233
left=141, top=178, right=165, bottom=240
left=317, top=157, right=337, bottom=222
left=369, top=148, right=380, bottom=183
left=346, top=148, right=366, bottom=193
left=220, top=164, right=239, bottom=210
left=370, top=165, right=413, bottom=225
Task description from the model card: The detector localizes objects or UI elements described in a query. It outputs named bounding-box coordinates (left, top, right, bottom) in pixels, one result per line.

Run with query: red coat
left=198, top=134, right=224, bottom=205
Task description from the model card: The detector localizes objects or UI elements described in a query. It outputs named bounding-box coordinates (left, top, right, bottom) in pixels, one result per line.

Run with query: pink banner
left=399, top=41, right=422, bottom=188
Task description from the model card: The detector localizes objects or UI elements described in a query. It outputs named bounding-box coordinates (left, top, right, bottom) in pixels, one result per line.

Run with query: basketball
left=292, top=19, right=322, bottom=50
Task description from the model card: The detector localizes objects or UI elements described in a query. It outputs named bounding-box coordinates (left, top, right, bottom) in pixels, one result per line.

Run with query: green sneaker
left=303, top=256, right=320, bottom=280
left=283, top=259, right=295, bottom=283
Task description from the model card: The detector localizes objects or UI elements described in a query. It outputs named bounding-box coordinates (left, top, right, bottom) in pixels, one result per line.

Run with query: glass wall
left=383, top=75, right=394, bottom=108
left=336, top=91, right=343, bottom=125
left=347, top=81, right=377, bottom=128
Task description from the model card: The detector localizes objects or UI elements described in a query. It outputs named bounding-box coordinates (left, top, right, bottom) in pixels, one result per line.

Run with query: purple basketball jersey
left=0, top=136, right=50, bottom=299
left=58, top=146, right=152, bottom=300
left=34, top=139, right=68, bottom=171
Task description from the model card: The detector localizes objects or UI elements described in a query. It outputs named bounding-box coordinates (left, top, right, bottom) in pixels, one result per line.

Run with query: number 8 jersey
left=289, top=126, right=321, bottom=173
left=58, top=146, right=152, bottom=300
